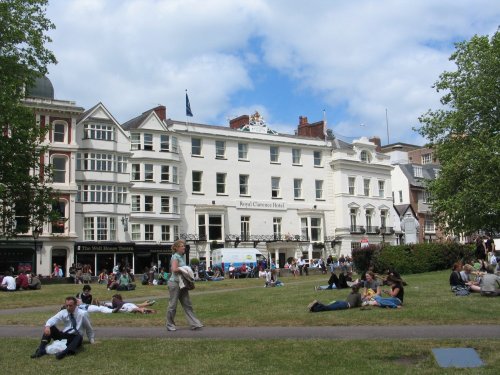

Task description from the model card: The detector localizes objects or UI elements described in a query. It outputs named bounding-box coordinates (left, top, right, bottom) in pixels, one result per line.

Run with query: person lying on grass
left=366, top=275, right=404, bottom=308
left=308, top=284, right=362, bottom=312
left=75, top=294, right=157, bottom=314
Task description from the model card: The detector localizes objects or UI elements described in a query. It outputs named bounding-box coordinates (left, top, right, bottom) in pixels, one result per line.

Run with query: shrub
left=371, top=242, right=475, bottom=274
left=190, top=258, right=200, bottom=266
left=352, top=245, right=379, bottom=274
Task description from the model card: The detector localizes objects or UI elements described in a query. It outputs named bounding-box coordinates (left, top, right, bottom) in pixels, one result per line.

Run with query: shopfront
left=134, top=244, right=176, bottom=274
left=74, top=242, right=135, bottom=276
left=0, top=240, right=38, bottom=275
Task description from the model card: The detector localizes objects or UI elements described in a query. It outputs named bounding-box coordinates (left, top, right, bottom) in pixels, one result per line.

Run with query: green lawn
left=1, top=270, right=499, bottom=374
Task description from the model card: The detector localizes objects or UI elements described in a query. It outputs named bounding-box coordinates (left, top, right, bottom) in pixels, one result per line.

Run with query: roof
left=26, top=76, right=54, bottom=100
left=398, top=163, right=440, bottom=187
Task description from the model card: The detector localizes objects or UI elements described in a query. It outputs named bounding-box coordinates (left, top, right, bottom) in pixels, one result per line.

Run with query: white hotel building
left=2, top=77, right=397, bottom=275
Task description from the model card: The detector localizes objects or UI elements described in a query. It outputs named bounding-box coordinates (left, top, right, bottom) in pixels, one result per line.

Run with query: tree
left=417, top=29, right=500, bottom=235
left=0, top=0, right=57, bottom=237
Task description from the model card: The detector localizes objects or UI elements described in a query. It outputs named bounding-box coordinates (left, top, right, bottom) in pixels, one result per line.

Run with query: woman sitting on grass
left=361, top=271, right=381, bottom=301
left=450, top=262, right=480, bottom=293
left=370, top=275, right=404, bottom=308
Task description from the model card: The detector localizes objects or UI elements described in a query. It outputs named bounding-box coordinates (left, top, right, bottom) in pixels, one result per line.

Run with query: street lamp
left=380, top=226, right=386, bottom=245
left=33, top=227, right=42, bottom=265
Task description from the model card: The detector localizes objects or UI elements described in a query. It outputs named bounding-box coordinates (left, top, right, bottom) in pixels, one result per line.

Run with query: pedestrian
left=166, top=239, right=203, bottom=331
left=31, top=296, right=94, bottom=360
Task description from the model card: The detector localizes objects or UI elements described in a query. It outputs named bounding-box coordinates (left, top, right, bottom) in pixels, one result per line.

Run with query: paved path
left=2, top=324, right=500, bottom=340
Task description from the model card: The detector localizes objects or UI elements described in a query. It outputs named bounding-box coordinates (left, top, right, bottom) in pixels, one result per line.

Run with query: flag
left=186, top=92, right=193, bottom=117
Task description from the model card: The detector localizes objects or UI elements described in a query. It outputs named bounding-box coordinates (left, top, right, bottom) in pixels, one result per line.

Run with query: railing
left=365, top=226, right=380, bottom=234
left=350, top=226, right=366, bottom=234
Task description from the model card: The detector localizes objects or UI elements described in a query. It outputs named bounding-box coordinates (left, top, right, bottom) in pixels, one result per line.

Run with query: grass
left=1, top=270, right=499, bottom=373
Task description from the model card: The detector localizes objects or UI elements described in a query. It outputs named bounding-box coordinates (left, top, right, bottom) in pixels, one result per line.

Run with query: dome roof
left=26, top=75, right=54, bottom=99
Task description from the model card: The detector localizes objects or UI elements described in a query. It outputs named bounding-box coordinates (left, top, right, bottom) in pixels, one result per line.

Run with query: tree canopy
left=418, top=29, right=500, bottom=235
left=0, top=0, right=57, bottom=237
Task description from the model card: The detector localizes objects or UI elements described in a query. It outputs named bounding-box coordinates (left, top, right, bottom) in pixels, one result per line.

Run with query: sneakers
left=191, top=325, right=204, bottom=330
left=307, top=300, right=319, bottom=312
left=30, top=348, right=46, bottom=359
left=166, top=326, right=177, bottom=331
left=148, top=300, right=156, bottom=306
left=361, top=301, right=369, bottom=307
left=55, top=350, right=67, bottom=360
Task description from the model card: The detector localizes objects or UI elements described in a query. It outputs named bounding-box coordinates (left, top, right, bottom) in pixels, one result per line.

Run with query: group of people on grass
left=30, top=239, right=204, bottom=360
left=449, top=260, right=500, bottom=296
left=0, top=270, right=41, bottom=291
left=308, top=269, right=405, bottom=312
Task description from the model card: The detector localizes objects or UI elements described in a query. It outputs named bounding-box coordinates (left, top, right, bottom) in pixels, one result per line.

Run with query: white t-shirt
left=1, top=276, right=17, bottom=290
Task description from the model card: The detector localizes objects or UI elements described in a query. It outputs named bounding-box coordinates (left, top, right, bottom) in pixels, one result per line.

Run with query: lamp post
left=33, top=227, right=41, bottom=265
left=380, top=226, right=386, bottom=245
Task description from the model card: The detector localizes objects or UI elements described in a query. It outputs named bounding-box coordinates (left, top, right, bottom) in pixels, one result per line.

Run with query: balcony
left=350, top=226, right=366, bottom=234
left=365, top=226, right=380, bottom=234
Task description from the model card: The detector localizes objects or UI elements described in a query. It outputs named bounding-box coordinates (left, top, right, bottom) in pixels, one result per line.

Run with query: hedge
left=352, top=242, right=475, bottom=275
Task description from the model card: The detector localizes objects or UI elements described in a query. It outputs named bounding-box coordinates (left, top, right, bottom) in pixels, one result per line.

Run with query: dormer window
left=414, top=166, right=423, bottom=178
left=360, top=150, right=371, bottom=163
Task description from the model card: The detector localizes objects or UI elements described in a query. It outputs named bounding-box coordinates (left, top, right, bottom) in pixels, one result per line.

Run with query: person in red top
left=16, top=271, right=30, bottom=290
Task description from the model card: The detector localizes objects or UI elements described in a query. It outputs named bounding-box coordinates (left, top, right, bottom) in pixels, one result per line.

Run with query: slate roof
left=399, top=163, right=440, bottom=188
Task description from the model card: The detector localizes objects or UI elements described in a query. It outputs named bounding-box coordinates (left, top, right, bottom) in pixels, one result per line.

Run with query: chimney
left=229, top=115, right=250, bottom=129
left=297, top=116, right=326, bottom=140
left=369, top=136, right=382, bottom=152
left=153, top=105, right=166, bottom=121
left=299, top=116, right=309, bottom=127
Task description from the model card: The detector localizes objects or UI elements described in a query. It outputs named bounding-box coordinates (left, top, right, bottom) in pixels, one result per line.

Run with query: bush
left=190, top=258, right=200, bottom=267
left=354, top=242, right=475, bottom=275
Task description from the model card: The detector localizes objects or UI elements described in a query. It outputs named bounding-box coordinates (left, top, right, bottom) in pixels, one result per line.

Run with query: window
left=423, top=190, right=432, bottom=203
left=215, top=140, right=226, bottom=159
left=424, top=218, right=435, bottom=233
left=160, top=135, right=169, bottom=151
left=348, top=177, right=355, bottom=195
left=421, top=153, right=432, bottom=165
left=84, top=217, right=95, bottom=241
left=144, top=164, right=154, bottom=181
left=131, top=133, right=141, bottom=150
left=116, top=186, right=127, bottom=204
left=160, top=135, right=178, bottom=153
left=97, top=217, right=108, bottom=240
left=399, top=190, right=403, bottom=203
left=131, top=164, right=140, bottom=181
left=143, top=133, right=153, bottom=150
left=310, top=218, right=322, bottom=241
left=270, top=146, right=279, bottom=163
left=365, top=209, right=373, bottom=229
left=292, top=148, right=301, bottom=165
left=161, top=196, right=170, bottom=213
left=294, top=179, right=303, bottom=199
left=77, top=185, right=118, bottom=203
left=131, top=224, right=140, bottom=241
left=192, top=138, right=202, bottom=156
left=363, top=178, right=370, bottom=196
left=271, top=177, right=280, bottom=198
left=240, top=216, right=250, bottom=241
left=238, top=143, right=248, bottom=160
left=161, top=166, right=170, bottom=182
left=161, top=225, right=171, bottom=241
left=52, top=156, right=67, bottom=183
left=84, top=217, right=115, bottom=241
left=315, top=180, right=324, bottom=199
left=192, top=171, right=203, bottom=193
left=360, top=150, right=371, bottom=163
left=273, top=217, right=282, bottom=240
left=109, top=218, right=116, bottom=241
left=84, top=123, right=115, bottom=141
left=198, top=214, right=222, bottom=241
left=53, top=123, right=66, bottom=142
left=314, top=151, right=322, bottom=167
left=51, top=201, right=66, bottom=234
left=173, top=225, right=179, bottom=240
left=380, top=210, right=387, bottom=228
left=378, top=180, right=385, bottom=198
left=172, top=166, right=178, bottom=184
left=350, top=208, right=357, bottom=230
left=413, top=166, right=423, bottom=178
left=116, top=156, right=127, bottom=173
left=216, top=173, right=226, bottom=194
left=239, top=174, right=249, bottom=196
left=144, top=224, right=154, bottom=241
left=144, top=195, right=153, bottom=212
left=131, top=195, right=140, bottom=212
left=172, top=197, right=178, bottom=213
left=301, top=217, right=309, bottom=240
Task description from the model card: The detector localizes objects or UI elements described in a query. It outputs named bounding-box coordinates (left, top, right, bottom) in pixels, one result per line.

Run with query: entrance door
left=52, top=248, right=67, bottom=276
left=278, top=252, right=286, bottom=268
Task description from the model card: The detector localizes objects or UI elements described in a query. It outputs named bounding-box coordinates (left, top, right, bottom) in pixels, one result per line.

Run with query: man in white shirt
left=31, top=296, right=95, bottom=360
left=0, top=271, right=16, bottom=291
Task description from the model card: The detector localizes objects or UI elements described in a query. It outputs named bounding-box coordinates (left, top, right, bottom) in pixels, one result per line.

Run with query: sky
left=44, top=0, right=500, bottom=145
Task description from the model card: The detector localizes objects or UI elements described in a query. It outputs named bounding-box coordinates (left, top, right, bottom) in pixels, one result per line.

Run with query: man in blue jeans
left=308, top=285, right=362, bottom=312
left=31, top=296, right=95, bottom=360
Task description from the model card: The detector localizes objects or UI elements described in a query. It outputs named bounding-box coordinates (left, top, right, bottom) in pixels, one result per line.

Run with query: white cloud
left=45, top=0, right=500, bottom=144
